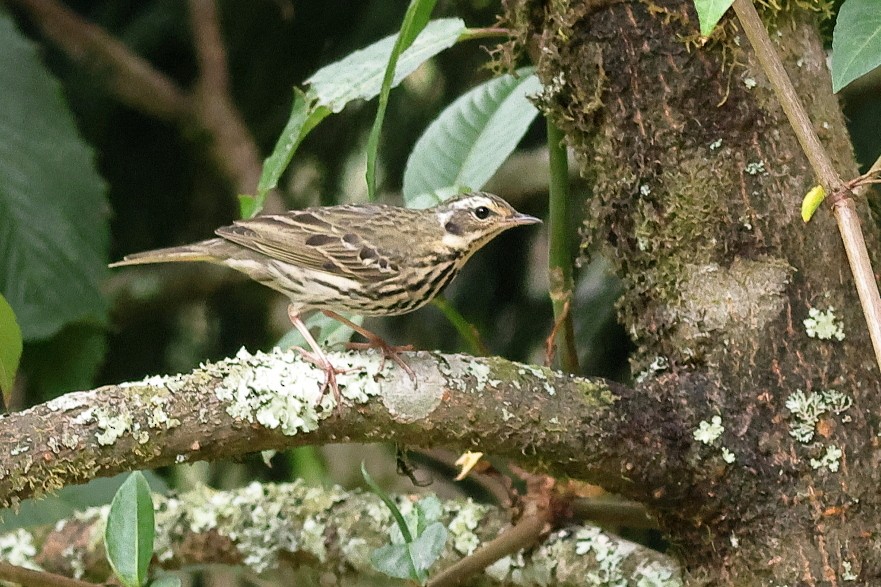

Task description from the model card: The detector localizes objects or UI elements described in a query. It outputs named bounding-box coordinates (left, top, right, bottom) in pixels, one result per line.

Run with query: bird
left=110, top=192, right=540, bottom=403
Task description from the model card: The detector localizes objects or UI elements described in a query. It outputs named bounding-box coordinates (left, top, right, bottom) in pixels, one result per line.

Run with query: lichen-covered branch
left=0, top=347, right=709, bottom=512
left=0, top=481, right=681, bottom=585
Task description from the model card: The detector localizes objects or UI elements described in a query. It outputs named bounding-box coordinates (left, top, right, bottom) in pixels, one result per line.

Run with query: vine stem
left=731, top=0, right=881, bottom=373
left=547, top=120, right=580, bottom=374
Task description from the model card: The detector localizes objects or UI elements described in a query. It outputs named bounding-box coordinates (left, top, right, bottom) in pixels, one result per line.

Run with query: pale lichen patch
left=786, top=389, right=852, bottom=443
left=694, top=416, right=724, bottom=444
left=0, top=528, right=39, bottom=569
left=803, top=307, right=845, bottom=341
left=93, top=407, right=135, bottom=446
left=810, top=445, right=842, bottom=472
left=447, top=499, right=489, bottom=556
left=153, top=480, right=349, bottom=574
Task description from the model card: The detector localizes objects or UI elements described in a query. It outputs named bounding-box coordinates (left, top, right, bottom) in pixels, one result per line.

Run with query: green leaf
left=306, top=18, right=465, bottom=113
left=409, top=522, right=447, bottom=575
left=831, top=0, right=881, bottom=92
left=361, top=462, right=413, bottom=543
left=253, top=88, right=330, bottom=217
left=371, top=543, right=422, bottom=581
left=0, top=293, right=22, bottom=399
left=693, top=0, right=734, bottom=36
left=371, top=523, right=447, bottom=584
left=0, top=472, right=167, bottom=533
left=402, top=69, right=541, bottom=207
left=366, top=0, right=439, bottom=200
left=0, top=12, right=108, bottom=341
left=253, top=19, right=464, bottom=216
left=105, top=472, right=155, bottom=587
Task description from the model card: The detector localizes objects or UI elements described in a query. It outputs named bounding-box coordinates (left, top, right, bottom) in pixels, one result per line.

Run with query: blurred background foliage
left=0, top=0, right=629, bottom=503
left=0, top=0, right=879, bottom=552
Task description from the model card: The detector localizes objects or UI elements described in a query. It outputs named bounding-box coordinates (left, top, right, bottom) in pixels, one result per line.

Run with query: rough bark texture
left=507, top=0, right=881, bottom=584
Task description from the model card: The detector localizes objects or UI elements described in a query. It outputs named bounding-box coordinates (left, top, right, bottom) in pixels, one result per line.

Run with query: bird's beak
left=507, top=213, right=542, bottom=226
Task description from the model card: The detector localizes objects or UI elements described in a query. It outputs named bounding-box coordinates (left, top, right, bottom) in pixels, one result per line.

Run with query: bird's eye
left=473, top=206, right=490, bottom=220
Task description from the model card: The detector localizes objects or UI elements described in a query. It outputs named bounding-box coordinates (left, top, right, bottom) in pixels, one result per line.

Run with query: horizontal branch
left=0, top=348, right=699, bottom=510
left=1, top=481, right=680, bottom=585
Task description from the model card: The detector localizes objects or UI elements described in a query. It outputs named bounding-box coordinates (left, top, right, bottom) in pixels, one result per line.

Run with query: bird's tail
left=108, top=238, right=227, bottom=268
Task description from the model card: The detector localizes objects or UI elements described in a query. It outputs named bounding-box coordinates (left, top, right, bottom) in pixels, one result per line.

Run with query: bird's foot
left=295, top=347, right=353, bottom=409
left=345, top=338, right=416, bottom=380
left=321, top=310, right=416, bottom=380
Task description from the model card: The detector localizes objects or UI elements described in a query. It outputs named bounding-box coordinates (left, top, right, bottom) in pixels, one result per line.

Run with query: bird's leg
left=288, top=306, right=349, bottom=406
left=322, top=310, right=416, bottom=380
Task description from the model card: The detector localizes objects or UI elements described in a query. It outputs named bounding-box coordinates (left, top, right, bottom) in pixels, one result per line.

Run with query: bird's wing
left=216, top=206, right=405, bottom=280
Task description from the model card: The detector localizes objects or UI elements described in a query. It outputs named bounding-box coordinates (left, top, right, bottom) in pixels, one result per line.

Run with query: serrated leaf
left=0, top=293, right=22, bottom=399
left=831, top=0, right=881, bottom=92
left=0, top=12, right=108, bottom=341
left=409, top=522, right=447, bottom=573
left=366, top=0, right=439, bottom=199
left=105, top=472, right=155, bottom=587
left=402, top=69, right=541, bottom=207
left=801, top=185, right=826, bottom=222
left=306, top=18, right=465, bottom=113
left=693, top=0, right=734, bottom=36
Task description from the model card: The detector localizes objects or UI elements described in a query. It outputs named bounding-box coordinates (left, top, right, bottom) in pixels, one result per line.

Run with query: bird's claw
left=345, top=340, right=416, bottom=380
left=295, top=347, right=353, bottom=408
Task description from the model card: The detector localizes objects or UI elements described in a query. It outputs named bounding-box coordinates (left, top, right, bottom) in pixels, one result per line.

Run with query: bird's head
left=433, top=192, right=540, bottom=253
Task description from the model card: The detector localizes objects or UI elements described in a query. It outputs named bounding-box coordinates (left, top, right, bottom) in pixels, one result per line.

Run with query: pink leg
left=288, top=306, right=348, bottom=406
left=322, top=310, right=416, bottom=380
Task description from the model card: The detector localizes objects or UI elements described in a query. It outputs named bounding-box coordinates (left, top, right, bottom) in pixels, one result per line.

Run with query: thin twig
left=853, top=153, right=881, bottom=198
left=731, top=0, right=881, bottom=373
left=12, top=0, right=284, bottom=214
left=188, top=0, right=284, bottom=213
left=0, top=562, right=97, bottom=587
left=9, top=0, right=187, bottom=120
left=427, top=509, right=550, bottom=587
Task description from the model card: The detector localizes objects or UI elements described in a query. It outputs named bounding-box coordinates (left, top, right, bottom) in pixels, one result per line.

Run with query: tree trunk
left=510, top=0, right=881, bottom=583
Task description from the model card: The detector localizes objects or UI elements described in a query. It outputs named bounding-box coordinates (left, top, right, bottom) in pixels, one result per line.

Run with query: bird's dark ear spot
left=305, top=234, right=337, bottom=246
left=444, top=221, right=463, bottom=235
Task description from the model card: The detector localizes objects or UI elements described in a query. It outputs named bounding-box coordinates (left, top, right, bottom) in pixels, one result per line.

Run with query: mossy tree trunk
left=509, top=0, right=881, bottom=583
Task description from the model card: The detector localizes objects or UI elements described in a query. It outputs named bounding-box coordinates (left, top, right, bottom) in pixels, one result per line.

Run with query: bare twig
left=9, top=0, right=187, bottom=120
left=188, top=0, right=284, bottom=213
left=12, top=0, right=285, bottom=213
left=427, top=509, right=550, bottom=587
left=731, top=0, right=881, bottom=373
